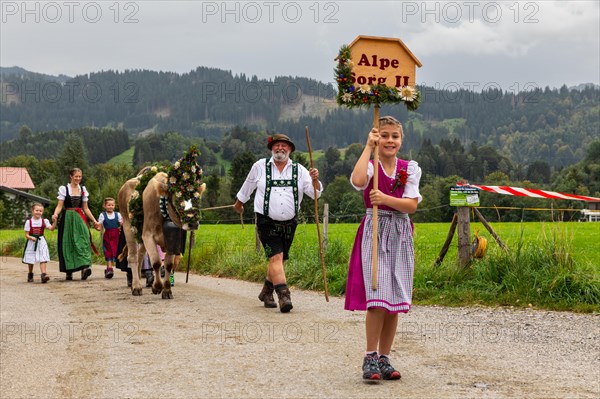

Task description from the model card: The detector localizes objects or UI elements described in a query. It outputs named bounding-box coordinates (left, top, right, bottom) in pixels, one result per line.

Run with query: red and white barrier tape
left=457, top=184, right=600, bottom=202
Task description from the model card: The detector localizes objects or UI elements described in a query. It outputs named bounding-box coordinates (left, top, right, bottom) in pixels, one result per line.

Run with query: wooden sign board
left=348, top=35, right=422, bottom=89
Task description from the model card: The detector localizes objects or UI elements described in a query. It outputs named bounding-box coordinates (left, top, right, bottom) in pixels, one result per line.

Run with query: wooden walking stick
left=371, top=106, right=380, bottom=291
left=305, top=126, right=329, bottom=301
left=185, top=230, right=195, bottom=283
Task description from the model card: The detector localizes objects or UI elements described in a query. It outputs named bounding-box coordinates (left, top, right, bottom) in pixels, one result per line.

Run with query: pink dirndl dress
left=344, top=158, right=420, bottom=314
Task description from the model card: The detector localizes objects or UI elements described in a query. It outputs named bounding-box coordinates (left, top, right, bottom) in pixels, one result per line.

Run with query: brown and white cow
left=118, top=171, right=205, bottom=298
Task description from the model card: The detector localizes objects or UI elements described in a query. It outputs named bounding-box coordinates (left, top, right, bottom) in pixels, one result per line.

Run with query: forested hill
left=1, top=66, right=598, bottom=168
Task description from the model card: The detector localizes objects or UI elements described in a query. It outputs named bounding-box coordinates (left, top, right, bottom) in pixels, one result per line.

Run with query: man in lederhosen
left=233, top=134, right=323, bottom=313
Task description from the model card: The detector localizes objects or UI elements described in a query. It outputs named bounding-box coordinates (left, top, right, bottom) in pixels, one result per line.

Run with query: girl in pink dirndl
left=344, top=116, right=422, bottom=382
left=97, top=197, right=123, bottom=279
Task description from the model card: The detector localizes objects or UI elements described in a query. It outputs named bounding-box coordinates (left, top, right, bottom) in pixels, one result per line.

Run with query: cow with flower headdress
left=117, top=146, right=206, bottom=298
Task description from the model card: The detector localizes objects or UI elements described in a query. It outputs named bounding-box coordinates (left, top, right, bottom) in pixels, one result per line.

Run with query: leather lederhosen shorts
left=255, top=213, right=297, bottom=260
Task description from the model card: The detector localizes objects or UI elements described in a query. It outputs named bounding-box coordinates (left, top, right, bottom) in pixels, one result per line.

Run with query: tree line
left=1, top=126, right=598, bottom=228
left=1, top=67, right=598, bottom=169
left=0, top=126, right=130, bottom=164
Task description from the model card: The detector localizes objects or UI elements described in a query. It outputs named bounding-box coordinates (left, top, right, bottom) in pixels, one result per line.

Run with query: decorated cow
left=118, top=146, right=206, bottom=298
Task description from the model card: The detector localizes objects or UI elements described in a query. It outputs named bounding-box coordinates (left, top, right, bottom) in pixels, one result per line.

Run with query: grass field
left=2, top=221, right=598, bottom=312
left=107, top=146, right=135, bottom=164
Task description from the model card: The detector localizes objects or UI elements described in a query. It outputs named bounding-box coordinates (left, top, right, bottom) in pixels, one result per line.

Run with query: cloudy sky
left=1, top=1, right=598, bottom=91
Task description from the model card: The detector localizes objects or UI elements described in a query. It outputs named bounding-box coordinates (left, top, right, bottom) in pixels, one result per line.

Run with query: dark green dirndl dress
left=57, top=186, right=93, bottom=274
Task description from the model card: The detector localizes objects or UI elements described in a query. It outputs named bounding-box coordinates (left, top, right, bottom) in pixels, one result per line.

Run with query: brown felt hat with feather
left=267, top=134, right=295, bottom=152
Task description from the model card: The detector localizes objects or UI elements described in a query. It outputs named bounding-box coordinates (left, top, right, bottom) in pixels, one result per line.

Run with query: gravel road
left=1, top=256, right=598, bottom=399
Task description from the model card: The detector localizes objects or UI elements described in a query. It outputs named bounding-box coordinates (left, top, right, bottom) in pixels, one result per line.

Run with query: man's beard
left=272, top=150, right=290, bottom=162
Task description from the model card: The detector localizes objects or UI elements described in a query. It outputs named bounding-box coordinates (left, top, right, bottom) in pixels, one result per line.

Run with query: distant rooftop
left=0, top=167, right=35, bottom=189
left=0, top=186, right=50, bottom=205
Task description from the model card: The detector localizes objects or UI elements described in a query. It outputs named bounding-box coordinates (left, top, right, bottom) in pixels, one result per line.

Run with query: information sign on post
left=450, top=186, right=480, bottom=207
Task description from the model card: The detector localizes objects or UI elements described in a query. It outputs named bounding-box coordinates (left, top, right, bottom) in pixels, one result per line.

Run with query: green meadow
left=3, top=221, right=599, bottom=312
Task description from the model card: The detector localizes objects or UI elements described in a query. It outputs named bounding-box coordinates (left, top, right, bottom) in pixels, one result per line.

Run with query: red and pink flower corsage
left=392, top=168, right=408, bottom=193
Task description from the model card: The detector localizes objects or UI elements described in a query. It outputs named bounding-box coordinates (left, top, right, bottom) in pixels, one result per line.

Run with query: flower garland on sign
left=166, top=145, right=204, bottom=228
left=335, top=45, right=421, bottom=111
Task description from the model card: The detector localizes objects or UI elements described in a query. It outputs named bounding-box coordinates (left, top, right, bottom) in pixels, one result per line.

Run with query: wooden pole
left=371, top=106, right=380, bottom=290
left=457, top=206, right=471, bottom=268
left=472, top=207, right=509, bottom=253
left=435, top=213, right=458, bottom=266
left=305, top=126, right=329, bottom=301
left=323, top=203, right=329, bottom=250
left=185, top=230, right=194, bottom=283
left=255, top=214, right=261, bottom=253
left=199, top=204, right=235, bottom=211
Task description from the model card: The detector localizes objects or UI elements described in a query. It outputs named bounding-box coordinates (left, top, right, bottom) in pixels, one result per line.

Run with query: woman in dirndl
left=344, top=116, right=422, bottom=382
left=52, top=168, right=100, bottom=280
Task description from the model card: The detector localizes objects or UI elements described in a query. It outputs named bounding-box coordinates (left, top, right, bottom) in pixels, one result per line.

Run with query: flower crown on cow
left=128, top=146, right=204, bottom=241
left=166, top=145, right=204, bottom=227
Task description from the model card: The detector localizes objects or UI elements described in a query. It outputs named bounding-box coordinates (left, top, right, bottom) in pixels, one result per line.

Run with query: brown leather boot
left=258, top=279, right=277, bottom=308
left=274, top=284, right=293, bottom=313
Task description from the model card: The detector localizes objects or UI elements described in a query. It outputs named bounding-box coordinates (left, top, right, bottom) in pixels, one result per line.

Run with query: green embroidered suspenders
left=263, top=158, right=299, bottom=217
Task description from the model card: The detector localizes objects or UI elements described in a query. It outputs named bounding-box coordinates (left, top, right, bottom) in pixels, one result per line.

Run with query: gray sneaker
left=378, top=355, right=401, bottom=380
left=362, top=353, right=381, bottom=381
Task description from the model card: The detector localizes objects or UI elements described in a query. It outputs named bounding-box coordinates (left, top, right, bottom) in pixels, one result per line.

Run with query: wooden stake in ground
left=435, top=213, right=458, bottom=266
left=472, top=207, right=509, bottom=253
left=305, top=126, right=329, bottom=302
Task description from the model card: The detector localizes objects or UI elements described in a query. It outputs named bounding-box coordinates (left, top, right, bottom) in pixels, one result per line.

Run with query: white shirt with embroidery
left=236, top=157, right=323, bottom=221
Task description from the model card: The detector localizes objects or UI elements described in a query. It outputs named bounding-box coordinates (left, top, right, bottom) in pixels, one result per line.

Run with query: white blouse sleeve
left=81, top=185, right=89, bottom=202
left=57, top=185, right=67, bottom=200
left=403, top=160, right=422, bottom=203
left=350, top=162, right=374, bottom=191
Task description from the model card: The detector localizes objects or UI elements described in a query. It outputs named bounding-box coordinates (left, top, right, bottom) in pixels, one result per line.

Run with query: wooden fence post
left=457, top=206, right=471, bottom=267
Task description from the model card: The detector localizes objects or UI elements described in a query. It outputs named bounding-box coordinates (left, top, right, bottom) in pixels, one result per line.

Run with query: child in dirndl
left=97, top=197, right=123, bottom=279
left=344, top=116, right=422, bottom=381
left=23, top=202, right=57, bottom=283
